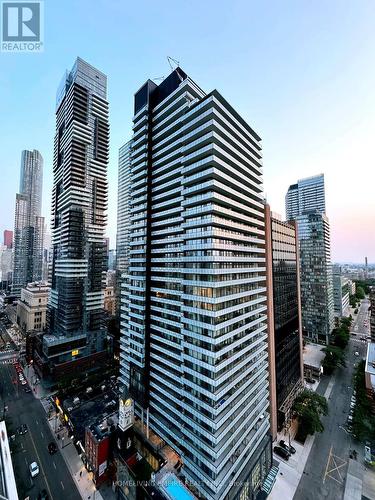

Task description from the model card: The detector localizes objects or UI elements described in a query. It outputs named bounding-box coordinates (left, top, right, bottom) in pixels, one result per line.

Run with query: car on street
left=279, top=440, right=296, bottom=454
left=18, top=424, right=28, bottom=435
left=21, top=379, right=27, bottom=385
left=273, top=446, right=290, bottom=460
left=29, top=461, right=39, bottom=478
left=48, top=442, right=57, bottom=454
left=348, top=415, right=353, bottom=423
left=354, top=351, right=359, bottom=356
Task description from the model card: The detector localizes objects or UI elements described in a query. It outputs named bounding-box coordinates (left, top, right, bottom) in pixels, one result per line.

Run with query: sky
left=0, top=0, right=374, bottom=263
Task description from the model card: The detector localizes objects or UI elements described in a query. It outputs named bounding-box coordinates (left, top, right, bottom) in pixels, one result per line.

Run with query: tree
left=352, top=361, right=375, bottom=442
left=334, top=329, right=349, bottom=349
left=293, top=390, right=328, bottom=437
left=356, top=286, right=365, bottom=300
left=322, top=345, right=346, bottom=375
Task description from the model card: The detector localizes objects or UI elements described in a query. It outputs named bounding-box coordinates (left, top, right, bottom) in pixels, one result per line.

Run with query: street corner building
left=34, top=58, right=110, bottom=380
left=119, top=68, right=273, bottom=500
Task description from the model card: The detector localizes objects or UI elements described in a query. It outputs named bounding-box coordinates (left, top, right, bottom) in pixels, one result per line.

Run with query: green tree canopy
left=356, top=286, right=365, bottom=300
left=293, top=390, right=328, bottom=436
left=322, top=345, right=346, bottom=375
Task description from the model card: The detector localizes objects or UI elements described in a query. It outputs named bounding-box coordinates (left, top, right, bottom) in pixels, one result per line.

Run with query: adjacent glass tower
left=121, top=69, right=271, bottom=500
left=12, top=150, right=44, bottom=296
left=285, top=174, right=334, bottom=344
left=45, top=58, right=109, bottom=376
left=285, top=174, right=325, bottom=220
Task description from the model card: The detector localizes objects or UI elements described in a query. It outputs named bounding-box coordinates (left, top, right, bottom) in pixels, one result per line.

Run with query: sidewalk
left=45, top=409, right=105, bottom=500
left=22, top=362, right=51, bottom=399
left=269, top=375, right=335, bottom=499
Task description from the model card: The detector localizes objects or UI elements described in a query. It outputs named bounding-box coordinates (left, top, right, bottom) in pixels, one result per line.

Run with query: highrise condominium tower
left=285, top=173, right=325, bottom=220
left=12, top=150, right=44, bottom=296
left=285, top=174, right=334, bottom=344
left=265, top=206, right=303, bottom=437
left=117, top=141, right=132, bottom=385
left=44, top=58, right=109, bottom=377
left=121, top=69, right=271, bottom=500
left=116, top=141, right=132, bottom=277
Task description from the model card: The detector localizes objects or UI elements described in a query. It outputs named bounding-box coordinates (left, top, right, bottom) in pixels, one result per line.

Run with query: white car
left=354, top=352, right=359, bottom=356
left=29, top=461, right=39, bottom=478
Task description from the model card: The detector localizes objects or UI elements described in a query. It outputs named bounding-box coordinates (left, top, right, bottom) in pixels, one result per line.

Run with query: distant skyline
left=1, top=0, right=374, bottom=262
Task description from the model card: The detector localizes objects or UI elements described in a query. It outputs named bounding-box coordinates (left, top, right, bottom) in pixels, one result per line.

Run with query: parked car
left=21, top=380, right=27, bottom=385
left=354, top=351, right=359, bottom=356
left=279, top=440, right=296, bottom=454
left=305, top=377, right=316, bottom=384
left=29, top=461, right=39, bottom=478
left=348, top=415, right=353, bottom=423
left=24, top=387, right=31, bottom=393
left=273, top=446, right=290, bottom=460
left=38, top=489, right=49, bottom=500
left=48, top=442, right=57, bottom=454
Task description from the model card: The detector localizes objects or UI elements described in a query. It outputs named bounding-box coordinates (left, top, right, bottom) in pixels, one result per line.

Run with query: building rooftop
left=88, top=411, right=119, bottom=442
left=64, top=388, right=119, bottom=442
left=23, top=281, right=49, bottom=293
left=303, top=343, right=326, bottom=369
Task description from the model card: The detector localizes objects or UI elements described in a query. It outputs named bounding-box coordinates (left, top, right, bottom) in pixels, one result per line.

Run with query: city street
left=0, top=360, right=81, bottom=500
left=294, top=299, right=370, bottom=500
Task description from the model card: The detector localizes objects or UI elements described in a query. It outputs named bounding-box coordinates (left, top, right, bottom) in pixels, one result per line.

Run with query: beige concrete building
left=104, top=286, right=116, bottom=316
left=17, top=281, right=49, bottom=333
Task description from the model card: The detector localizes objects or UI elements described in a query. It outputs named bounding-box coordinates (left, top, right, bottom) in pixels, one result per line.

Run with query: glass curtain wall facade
left=12, top=150, right=44, bottom=296
left=122, top=69, right=271, bottom=500
left=296, top=213, right=334, bottom=344
left=46, top=58, right=109, bottom=369
left=285, top=174, right=333, bottom=345
left=265, top=206, right=303, bottom=436
left=286, top=174, right=325, bottom=220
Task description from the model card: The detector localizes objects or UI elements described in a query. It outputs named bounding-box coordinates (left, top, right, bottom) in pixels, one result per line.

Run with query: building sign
left=119, top=397, right=133, bottom=432
left=98, top=460, right=107, bottom=477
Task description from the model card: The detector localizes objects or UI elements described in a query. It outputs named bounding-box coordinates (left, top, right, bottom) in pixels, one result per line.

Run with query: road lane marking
left=53, top=461, right=56, bottom=469
left=26, top=421, right=54, bottom=500
left=323, top=445, right=332, bottom=484
left=323, top=446, right=347, bottom=485
left=60, top=481, right=65, bottom=490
